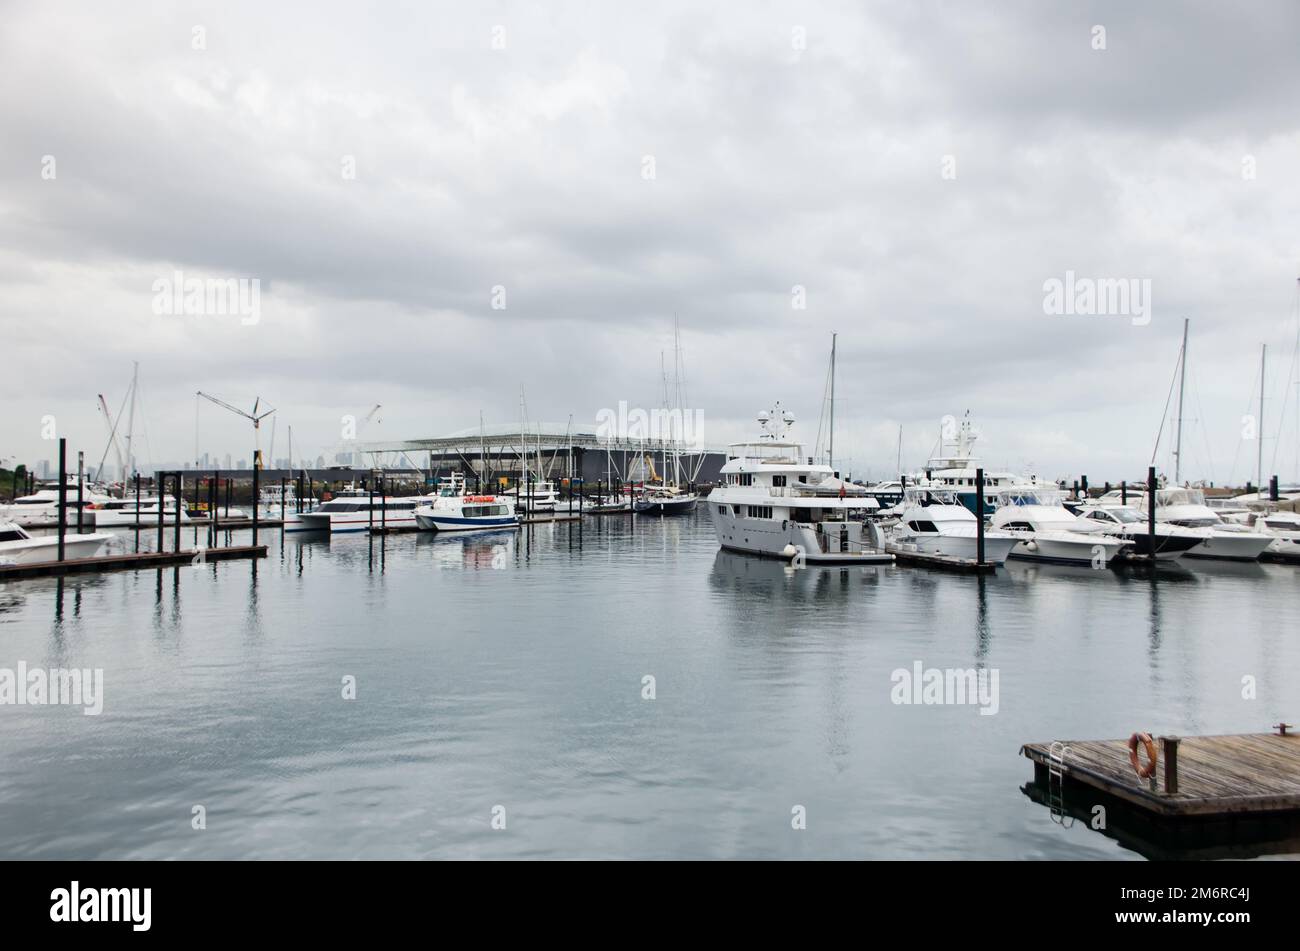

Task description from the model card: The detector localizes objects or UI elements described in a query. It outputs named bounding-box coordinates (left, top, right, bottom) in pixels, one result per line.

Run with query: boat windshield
left=1158, top=488, right=1207, bottom=506
left=1107, top=507, right=1142, bottom=523
left=998, top=489, right=1064, bottom=507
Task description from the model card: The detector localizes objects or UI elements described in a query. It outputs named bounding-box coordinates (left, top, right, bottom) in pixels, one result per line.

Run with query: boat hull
left=415, top=513, right=519, bottom=532
left=0, top=533, right=113, bottom=565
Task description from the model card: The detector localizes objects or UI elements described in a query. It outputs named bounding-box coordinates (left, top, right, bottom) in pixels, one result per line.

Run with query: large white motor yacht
left=708, top=405, right=891, bottom=565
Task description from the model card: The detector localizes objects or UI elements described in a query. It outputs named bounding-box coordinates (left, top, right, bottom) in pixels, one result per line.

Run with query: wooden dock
left=886, top=546, right=997, bottom=574
left=0, top=545, right=267, bottom=580
left=1022, top=731, right=1300, bottom=817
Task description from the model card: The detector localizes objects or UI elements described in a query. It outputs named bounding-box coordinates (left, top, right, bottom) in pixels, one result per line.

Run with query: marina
left=6, top=2, right=1300, bottom=884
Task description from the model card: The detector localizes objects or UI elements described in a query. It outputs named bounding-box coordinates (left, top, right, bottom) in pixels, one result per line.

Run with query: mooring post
left=579, top=478, right=584, bottom=516
left=1147, top=466, right=1157, bottom=560
left=1270, top=475, right=1279, bottom=502
left=157, top=472, right=166, bottom=552
left=252, top=455, right=260, bottom=547
left=1121, top=480, right=1127, bottom=504
left=174, top=473, right=182, bottom=552
left=1080, top=474, right=1088, bottom=499
left=280, top=476, right=286, bottom=530
left=134, top=473, right=141, bottom=553
left=76, top=451, right=85, bottom=535
left=1162, top=735, right=1180, bottom=795
left=381, top=473, right=387, bottom=531
left=368, top=477, right=375, bottom=532
left=57, top=438, right=67, bottom=562
left=975, top=468, right=985, bottom=566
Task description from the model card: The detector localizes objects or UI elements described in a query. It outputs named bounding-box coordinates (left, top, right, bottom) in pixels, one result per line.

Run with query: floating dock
left=886, top=545, right=997, bottom=573
left=1022, top=731, right=1300, bottom=818
left=0, top=545, right=268, bottom=580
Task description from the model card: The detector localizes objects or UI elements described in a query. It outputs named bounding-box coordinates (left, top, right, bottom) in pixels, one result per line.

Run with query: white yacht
left=1094, top=487, right=1273, bottom=561
left=0, top=482, right=111, bottom=527
left=885, top=487, right=1021, bottom=565
left=93, top=497, right=193, bottom=527
left=414, top=475, right=519, bottom=532
left=294, top=495, right=424, bottom=533
left=910, top=413, right=1043, bottom=515
left=708, top=406, right=891, bottom=564
left=1072, top=504, right=1207, bottom=560
left=989, top=488, right=1127, bottom=566
left=507, top=479, right=558, bottom=514
left=0, top=521, right=113, bottom=565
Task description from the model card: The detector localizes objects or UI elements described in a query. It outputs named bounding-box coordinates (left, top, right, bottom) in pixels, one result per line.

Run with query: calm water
left=1, top=514, right=1297, bottom=860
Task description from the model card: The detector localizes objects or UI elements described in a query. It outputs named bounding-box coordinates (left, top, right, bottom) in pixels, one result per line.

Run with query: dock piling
left=1162, top=735, right=1180, bottom=795
left=77, top=452, right=85, bottom=534
left=975, top=468, right=985, bottom=566
left=57, top=438, right=67, bottom=562
left=1146, top=466, right=1156, bottom=558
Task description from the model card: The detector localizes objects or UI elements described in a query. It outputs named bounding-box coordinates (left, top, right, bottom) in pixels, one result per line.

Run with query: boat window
left=1005, top=521, right=1034, bottom=531
left=737, top=473, right=753, bottom=486
left=716, top=505, right=726, bottom=515
left=0, top=530, right=26, bottom=542
left=772, top=476, right=786, bottom=488
left=908, top=520, right=939, bottom=533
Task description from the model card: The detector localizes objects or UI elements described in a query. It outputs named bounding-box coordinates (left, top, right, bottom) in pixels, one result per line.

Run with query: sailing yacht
left=708, top=405, right=891, bottom=564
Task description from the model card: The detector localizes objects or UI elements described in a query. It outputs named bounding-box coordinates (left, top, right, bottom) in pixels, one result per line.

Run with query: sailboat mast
left=1174, top=317, right=1188, bottom=483
left=124, top=361, right=139, bottom=478
left=1258, top=343, right=1267, bottom=491
left=829, top=332, right=836, bottom=470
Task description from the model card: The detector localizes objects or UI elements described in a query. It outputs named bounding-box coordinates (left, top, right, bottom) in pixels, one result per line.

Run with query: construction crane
left=196, top=392, right=276, bottom=468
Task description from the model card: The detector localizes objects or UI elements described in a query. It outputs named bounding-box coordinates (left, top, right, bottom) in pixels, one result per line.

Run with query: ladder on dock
left=1047, top=741, right=1073, bottom=827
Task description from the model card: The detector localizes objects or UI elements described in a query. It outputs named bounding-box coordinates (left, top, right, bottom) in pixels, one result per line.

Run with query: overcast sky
left=3, top=1, right=1300, bottom=484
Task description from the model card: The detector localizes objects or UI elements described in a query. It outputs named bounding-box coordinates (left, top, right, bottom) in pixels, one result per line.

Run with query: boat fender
left=1128, top=732, right=1157, bottom=779
left=781, top=544, right=798, bottom=560
left=1023, top=540, right=1038, bottom=552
